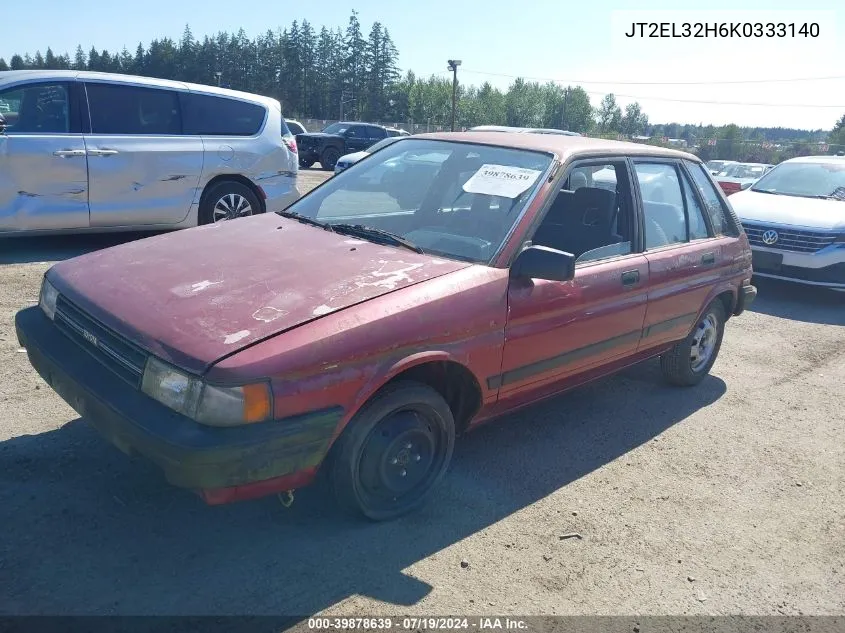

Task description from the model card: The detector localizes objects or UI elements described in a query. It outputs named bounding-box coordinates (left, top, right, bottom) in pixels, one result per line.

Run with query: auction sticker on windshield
left=462, top=164, right=542, bottom=198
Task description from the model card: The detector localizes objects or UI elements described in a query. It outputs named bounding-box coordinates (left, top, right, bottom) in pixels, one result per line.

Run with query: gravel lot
left=1, top=167, right=843, bottom=617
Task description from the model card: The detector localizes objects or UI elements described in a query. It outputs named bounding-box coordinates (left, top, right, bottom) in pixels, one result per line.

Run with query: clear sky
left=3, top=0, right=844, bottom=130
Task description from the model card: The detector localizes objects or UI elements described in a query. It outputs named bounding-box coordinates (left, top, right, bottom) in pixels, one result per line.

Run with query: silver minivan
left=0, top=70, right=300, bottom=235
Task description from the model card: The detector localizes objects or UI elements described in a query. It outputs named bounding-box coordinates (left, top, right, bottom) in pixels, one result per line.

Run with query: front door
left=496, top=159, right=649, bottom=400
left=82, top=81, right=203, bottom=227
left=0, top=81, right=89, bottom=232
left=343, top=125, right=371, bottom=153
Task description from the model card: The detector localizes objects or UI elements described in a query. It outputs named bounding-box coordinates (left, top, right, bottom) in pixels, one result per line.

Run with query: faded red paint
left=41, top=135, right=753, bottom=504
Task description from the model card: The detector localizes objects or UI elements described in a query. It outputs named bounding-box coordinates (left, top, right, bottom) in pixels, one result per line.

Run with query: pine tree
left=0, top=58, right=8, bottom=72
left=73, top=46, right=87, bottom=70
left=343, top=10, right=367, bottom=119
left=44, top=48, right=57, bottom=69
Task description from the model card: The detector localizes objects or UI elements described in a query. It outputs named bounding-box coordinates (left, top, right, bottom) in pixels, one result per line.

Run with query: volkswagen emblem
left=81, top=329, right=98, bottom=347
left=761, top=230, right=779, bottom=245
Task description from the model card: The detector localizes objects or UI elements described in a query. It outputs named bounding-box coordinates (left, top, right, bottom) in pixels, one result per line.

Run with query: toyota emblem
left=761, top=230, right=779, bottom=245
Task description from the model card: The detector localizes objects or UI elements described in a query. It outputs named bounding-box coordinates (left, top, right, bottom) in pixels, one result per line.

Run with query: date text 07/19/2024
left=306, top=617, right=529, bottom=630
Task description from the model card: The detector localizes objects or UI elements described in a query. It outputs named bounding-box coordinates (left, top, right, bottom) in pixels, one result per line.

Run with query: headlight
left=141, top=356, right=272, bottom=427
left=39, top=277, right=59, bottom=320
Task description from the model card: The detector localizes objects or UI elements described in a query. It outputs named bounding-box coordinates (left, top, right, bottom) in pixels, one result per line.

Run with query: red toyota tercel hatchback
left=16, top=133, right=756, bottom=521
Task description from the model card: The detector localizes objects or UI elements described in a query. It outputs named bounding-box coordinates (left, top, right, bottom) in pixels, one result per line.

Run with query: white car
left=729, top=155, right=845, bottom=291
left=0, top=70, right=300, bottom=235
left=334, top=135, right=404, bottom=174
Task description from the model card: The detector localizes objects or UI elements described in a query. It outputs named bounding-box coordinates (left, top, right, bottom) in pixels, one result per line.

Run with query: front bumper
left=751, top=246, right=845, bottom=290
left=734, top=283, right=757, bottom=315
left=15, top=306, right=343, bottom=494
left=299, top=148, right=321, bottom=163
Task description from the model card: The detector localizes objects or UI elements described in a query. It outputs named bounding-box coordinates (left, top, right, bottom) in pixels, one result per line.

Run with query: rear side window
left=686, top=161, right=737, bottom=236
left=182, top=93, right=267, bottom=136
left=86, top=83, right=181, bottom=135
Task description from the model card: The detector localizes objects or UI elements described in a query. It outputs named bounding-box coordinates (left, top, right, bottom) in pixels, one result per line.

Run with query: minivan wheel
left=329, top=381, right=455, bottom=522
left=199, top=181, right=262, bottom=225
left=660, top=300, right=726, bottom=387
left=321, top=148, right=341, bottom=171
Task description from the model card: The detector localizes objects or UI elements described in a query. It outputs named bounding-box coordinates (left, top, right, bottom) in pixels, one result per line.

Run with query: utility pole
left=562, top=87, right=569, bottom=131
left=447, top=59, right=461, bottom=132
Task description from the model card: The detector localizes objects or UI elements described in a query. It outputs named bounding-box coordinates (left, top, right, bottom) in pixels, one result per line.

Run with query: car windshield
left=717, top=164, right=767, bottom=179
left=367, top=136, right=402, bottom=153
left=282, top=139, right=554, bottom=264
left=751, top=161, right=845, bottom=199
left=322, top=123, right=349, bottom=135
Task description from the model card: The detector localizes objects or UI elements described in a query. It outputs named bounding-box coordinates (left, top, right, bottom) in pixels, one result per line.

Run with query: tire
left=199, top=181, right=262, bottom=225
left=320, top=147, right=341, bottom=171
left=299, top=158, right=315, bottom=169
left=660, top=300, right=727, bottom=387
left=329, top=381, right=456, bottom=521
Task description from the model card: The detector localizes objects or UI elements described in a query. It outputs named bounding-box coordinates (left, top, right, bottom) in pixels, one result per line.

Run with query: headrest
left=573, top=187, right=616, bottom=226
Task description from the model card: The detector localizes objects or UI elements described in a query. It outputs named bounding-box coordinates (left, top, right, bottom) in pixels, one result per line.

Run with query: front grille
left=742, top=222, right=838, bottom=253
left=54, top=296, right=148, bottom=386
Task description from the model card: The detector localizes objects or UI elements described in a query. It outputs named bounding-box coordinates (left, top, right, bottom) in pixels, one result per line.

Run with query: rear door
left=0, top=80, right=89, bottom=232
left=634, top=159, right=731, bottom=351
left=365, top=125, right=388, bottom=149
left=82, top=81, right=203, bottom=227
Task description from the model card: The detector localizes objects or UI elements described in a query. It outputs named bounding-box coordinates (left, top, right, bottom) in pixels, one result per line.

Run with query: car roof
left=415, top=131, right=699, bottom=162
left=0, top=70, right=279, bottom=107
left=782, top=154, right=845, bottom=164
left=470, top=125, right=580, bottom=136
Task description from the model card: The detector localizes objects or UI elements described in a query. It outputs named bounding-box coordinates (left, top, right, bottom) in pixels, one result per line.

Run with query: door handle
left=621, top=270, right=640, bottom=286
left=87, top=149, right=119, bottom=157
left=52, top=149, right=86, bottom=158
left=701, top=252, right=716, bottom=265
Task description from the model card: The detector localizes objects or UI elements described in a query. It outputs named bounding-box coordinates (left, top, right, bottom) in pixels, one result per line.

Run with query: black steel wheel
left=329, top=381, right=455, bottom=521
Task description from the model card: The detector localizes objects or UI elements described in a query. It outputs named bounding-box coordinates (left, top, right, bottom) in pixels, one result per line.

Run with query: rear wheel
left=199, top=181, right=262, bottom=225
left=329, top=381, right=455, bottom=521
left=321, top=147, right=341, bottom=171
left=660, top=300, right=726, bottom=386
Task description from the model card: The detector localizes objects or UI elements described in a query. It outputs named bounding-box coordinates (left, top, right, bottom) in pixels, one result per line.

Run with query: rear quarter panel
left=197, top=107, right=297, bottom=206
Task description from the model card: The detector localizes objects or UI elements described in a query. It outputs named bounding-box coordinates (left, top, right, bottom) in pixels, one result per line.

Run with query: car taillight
left=283, top=137, right=297, bottom=153
left=719, top=181, right=740, bottom=195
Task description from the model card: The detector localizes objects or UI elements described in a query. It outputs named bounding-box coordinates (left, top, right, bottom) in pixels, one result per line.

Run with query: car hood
left=47, top=214, right=469, bottom=374
left=297, top=132, right=342, bottom=141
left=337, top=151, right=369, bottom=164
left=716, top=176, right=758, bottom=184
left=730, top=189, right=845, bottom=230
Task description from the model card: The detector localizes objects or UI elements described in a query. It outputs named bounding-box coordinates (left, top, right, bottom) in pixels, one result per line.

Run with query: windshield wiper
left=331, top=223, right=425, bottom=253
left=750, top=188, right=781, bottom=195
left=278, top=210, right=334, bottom=231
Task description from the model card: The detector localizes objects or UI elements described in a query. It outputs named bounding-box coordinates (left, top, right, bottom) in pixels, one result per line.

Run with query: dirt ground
left=1, top=167, right=843, bottom=617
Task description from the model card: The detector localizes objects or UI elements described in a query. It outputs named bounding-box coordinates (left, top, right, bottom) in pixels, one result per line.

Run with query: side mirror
left=510, top=244, right=576, bottom=282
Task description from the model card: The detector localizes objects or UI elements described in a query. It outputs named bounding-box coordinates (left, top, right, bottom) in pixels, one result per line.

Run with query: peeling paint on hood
left=47, top=213, right=471, bottom=373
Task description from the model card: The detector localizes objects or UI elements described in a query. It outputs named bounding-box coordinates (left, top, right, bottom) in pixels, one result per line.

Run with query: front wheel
left=660, top=300, right=726, bottom=386
left=329, top=381, right=455, bottom=521
left=299, top=158, right=315, bottom=169
left=199, top=181, right=262, bottom=225
left=321, top=147, right=341, bottom=171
